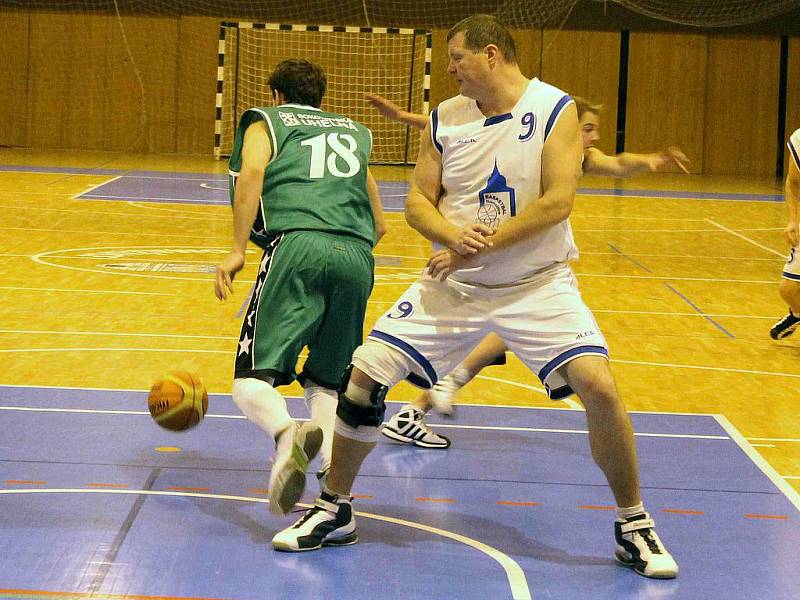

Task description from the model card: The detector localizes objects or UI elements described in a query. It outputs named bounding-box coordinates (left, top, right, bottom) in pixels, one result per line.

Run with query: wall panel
left=541, top=30, right=620, bottom=156
left=627, top=32, right=707, bottom=173
left=0, top=13, right=30, bottom=147
left=176, top=17, right=220, bottom=154
left=704, top=35, right=780, bottom=176
left=785, top=37, right=800, bottom=175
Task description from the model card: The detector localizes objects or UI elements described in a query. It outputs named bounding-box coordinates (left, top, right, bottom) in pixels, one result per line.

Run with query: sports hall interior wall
left=0, top=10, right=798, bottom=176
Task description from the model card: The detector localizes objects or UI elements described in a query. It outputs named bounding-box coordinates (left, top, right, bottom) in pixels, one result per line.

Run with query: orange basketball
left=148, top=371, right=208, bottom=431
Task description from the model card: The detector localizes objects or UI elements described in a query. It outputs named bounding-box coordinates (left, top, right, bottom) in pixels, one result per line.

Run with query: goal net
left=215, top=22, right=431, bottom=164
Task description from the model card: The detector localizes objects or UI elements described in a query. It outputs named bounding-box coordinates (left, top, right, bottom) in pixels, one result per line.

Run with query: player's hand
left=427, top=248, right=472, bottom=281
left=365, top=93, right=403, bottom=121
left=657, top=146, right=690, bottom=174
left=215, top=251, right=246, bottom=301
left=454, top=223, right=495, bottom=255
left=785, top=222, right=799, bottom=248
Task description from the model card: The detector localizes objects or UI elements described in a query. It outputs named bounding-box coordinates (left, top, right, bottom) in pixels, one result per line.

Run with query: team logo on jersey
left=476, top=162, right=516, bottom=228
left=456, top=137, right=477, bottom=145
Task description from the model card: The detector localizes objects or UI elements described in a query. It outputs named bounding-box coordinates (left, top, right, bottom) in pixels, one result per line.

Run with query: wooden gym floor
left=0, top=148, right=798, bottom=598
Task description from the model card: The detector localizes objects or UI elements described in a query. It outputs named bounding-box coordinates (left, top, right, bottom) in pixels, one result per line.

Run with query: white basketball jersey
left=431, top=78, right=577, bottom=287
left=789, top=128, right=800, bottom=170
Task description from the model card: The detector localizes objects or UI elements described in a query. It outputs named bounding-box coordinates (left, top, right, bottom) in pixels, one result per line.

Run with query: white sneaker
left=381, top=406, right=450, bottom=449
left=268, top=422, right=323, bottom=516
left=614, top=513, right=679, bottom=579
left=272, top=491, right=358, bottom=552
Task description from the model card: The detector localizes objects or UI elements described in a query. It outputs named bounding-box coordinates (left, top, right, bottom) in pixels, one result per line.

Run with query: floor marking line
left=0, top=286, right=174, bottom=296
left=88, top=468, right=160, bottom=594
left=713, top=414, right=800, bottom=514
left=0, top=347, right=231, bottom=355
left=661, top=508, right=704, bottom=515
left=0, top=384, right=727, bottom=416
left=664, top=282, right=735, bottom=339
left=0, top=488, right=532, bottom=600
left=611, top=359, right=800, bottom=379
left=746, top=437, right=800, bottom=442
left=706, top=219, right=785, bottom=257
left=71, top=175, right=123, bottom=200
left=0, top=405, right=729, bottom=440
left=0, top=329, right=235, bottom=341
left=744, top=514, right=788, bottom=520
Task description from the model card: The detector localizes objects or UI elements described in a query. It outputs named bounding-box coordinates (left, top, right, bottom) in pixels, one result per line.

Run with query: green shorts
left=234, top=230, right=374, bottom=389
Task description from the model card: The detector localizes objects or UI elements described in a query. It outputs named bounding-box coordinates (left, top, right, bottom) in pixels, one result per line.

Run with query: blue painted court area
left=1, top=385, right=799, bottom=599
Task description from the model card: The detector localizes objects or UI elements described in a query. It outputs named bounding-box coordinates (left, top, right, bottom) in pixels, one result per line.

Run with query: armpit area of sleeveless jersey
left=431, top=78, right=577, bottom=287
left=789, top=128, right=800, bottom=170
left=228, top=104, right=376, bottom=247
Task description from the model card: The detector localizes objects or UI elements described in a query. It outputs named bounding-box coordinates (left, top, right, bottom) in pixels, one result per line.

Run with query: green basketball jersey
left=229, top=104, right=376, bottom=246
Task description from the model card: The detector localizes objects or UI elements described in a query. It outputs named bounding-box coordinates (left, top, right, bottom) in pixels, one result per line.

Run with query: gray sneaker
left=268, top=422, right=323, bottom=516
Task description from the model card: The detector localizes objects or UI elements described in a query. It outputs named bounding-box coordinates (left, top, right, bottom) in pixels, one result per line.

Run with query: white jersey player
left=274, top=14, right=677, bottom=581
left=770, top=127, right=800, bottom=339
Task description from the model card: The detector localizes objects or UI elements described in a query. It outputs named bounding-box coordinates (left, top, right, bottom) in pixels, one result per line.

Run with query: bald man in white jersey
left=770, top=127, right=800, bottom=339
left=273, top=14, right=678, bottom=579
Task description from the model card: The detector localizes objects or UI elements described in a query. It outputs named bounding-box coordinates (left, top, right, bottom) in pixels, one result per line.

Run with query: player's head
left=268, top=59, right=327, bottom=108
left=574, top=96, right=602, bottom=150
left=446, top=15, right=517, bottom=98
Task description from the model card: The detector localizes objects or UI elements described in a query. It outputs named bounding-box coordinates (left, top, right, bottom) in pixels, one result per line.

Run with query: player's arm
left=366, top=93, right=428, bottom=131
left=366, top=168, right=387, bottom=243
left=784, top=157, right=800, bottom=247
left=405, top=122, right=494, bottom=254
left=215, top=120, right=271, bottom=300
left=486, top=102, right=582, bottom=251
left=584, top=146, right=690, bottom=177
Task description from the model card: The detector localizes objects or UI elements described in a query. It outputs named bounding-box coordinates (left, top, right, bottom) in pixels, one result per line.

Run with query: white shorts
left=782, top=247, right=800, bottom=280
left=366, top=263, right=608, bottom=399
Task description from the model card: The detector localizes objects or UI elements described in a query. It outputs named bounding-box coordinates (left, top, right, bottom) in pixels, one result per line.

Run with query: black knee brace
left=336, top=364, right=388, bottom=428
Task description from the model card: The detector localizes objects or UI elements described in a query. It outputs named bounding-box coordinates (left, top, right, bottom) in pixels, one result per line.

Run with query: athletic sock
left=232, top=377, right=293, bottom=440
left=617, top=502, right=645, bottom=521
left=304, top=385, right=337, bottom=469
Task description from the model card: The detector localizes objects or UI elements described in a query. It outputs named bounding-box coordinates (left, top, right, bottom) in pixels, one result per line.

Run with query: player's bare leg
left=563, top=355, right=677, bottom=579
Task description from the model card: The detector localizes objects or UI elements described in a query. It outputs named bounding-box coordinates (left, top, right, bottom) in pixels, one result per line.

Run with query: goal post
left=215, top=22, right=431, bottom=164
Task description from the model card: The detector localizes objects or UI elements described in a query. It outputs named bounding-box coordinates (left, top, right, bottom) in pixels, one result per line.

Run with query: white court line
left=750, top=444, right=776, bottom=448
left=706, top=219, right=785, bottom=258
left=581, top=251, right=778, bottom=261
left=0, top=347, right=230, bottom=355
left=784, top=476, right=800, bottom=480
left=0, top=405, right=728, bottom=440
left=0, top=202, right=228, bottom=221
left=0, top=488, right=531, bottom=599
left=473, top=373, right=582, bottom=409
left=747, top=437, right=800, bottom=443
left=70, top=175, right=123, bottom=200
left=82, top=194, right=227, bottom=204
left=2, top=226, right=217, bottom=238
left=0, top=384, right=731, bottom=416
left=581, top=193, right=782, bottom=204
left=578, top=227, right=781, bottom=234
left=0, top=285, right=174, bottom=296
left=0, top=329, right=234, bottom=341
left=199, top=183, right=227, bottom=191
left=713, top=414, right=800, bottom=514
left=127, top=201, right=229, bottom=218
left=611, top=358, right=800, bottom=379
left=574, top=272, right=774, bottom=284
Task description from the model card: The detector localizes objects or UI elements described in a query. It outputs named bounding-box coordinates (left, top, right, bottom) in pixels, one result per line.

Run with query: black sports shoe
left=770, top=311, right=800, bottom=340
left=272, top=491, right=358, bottom=552
left=614, top=513, right=678, bottom=579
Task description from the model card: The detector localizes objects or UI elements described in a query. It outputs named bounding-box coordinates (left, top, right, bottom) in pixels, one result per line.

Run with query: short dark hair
left=268, top=59, right=326, bottom=108
left=446, top=14, right=517, bottom=64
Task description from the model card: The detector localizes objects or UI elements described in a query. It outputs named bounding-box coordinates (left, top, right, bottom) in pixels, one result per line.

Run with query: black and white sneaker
left=381, top=406, right=451, bottom=449
left=615, top=513, right=678, bottom=579
left=268, top=422, right=323, bottom=516
left=272, top=491, right=358, bottom=552
left=770, top=311, right=800, bottom=339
